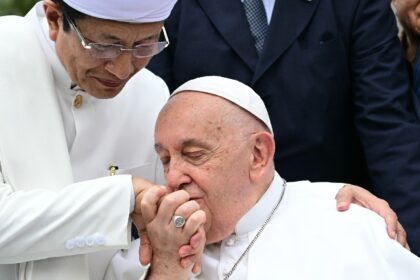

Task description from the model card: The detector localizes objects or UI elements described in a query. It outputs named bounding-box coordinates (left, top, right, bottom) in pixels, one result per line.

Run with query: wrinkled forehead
left=75, top=18, right=164, bottom=41
left=62, top=0, right=177, bottom=23
left=159, top=91, right=233, bottom=126
left=159, top=90, right=271, bottom=134
left=155, top=92, right=237, bottom=150
left=170, top=76, right=273, bottom=133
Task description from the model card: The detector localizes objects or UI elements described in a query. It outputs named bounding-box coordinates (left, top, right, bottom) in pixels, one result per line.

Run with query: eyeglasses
left=64, top=15, right=169, bottom=59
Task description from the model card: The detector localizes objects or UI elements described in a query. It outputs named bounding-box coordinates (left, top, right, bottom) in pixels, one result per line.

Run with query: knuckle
left=338, top=185, right=350, bottom=194
left=390, top=212, right=398, bottom=219
left=174, top=189, right=190, bottom=200
left=344, top=184, right=357, bottom=192
left=163, top=195, right=177, bottom=205
left=380, top=199, right=390, bottom=208
left=140, top=198, right=150, bottom=207
left=190, top=200, right=200, bottom=209
left=197, top=210, right=207, bottom=222
left=399, top=226, right=407, bottom=237
left=188, top=214, right=202, bottom=225
left=385, top=212, right=397, bottom=220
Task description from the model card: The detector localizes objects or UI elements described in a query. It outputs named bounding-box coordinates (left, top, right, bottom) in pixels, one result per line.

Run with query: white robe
left=0, top=3, right=167, bottom=280
left=194, top=173, right=420, bottom=280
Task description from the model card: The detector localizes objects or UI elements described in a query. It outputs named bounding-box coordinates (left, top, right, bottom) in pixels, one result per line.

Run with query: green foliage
left=0, top=0, right=39, bottom=16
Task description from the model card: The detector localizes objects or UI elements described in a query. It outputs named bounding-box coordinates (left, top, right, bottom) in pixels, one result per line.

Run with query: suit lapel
left=197, top=0, right=259, bottom=71
left=253, top=0, right=320, bottom=83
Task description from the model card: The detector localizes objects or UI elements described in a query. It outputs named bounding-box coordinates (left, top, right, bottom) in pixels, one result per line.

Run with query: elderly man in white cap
left=140, top=76, right=420, bottom=279
left=0, top=1, right=408, bottom=280
left=0, top=0, right=205, bottom=279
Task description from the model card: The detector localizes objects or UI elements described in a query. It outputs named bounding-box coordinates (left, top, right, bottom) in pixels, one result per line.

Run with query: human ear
left=249, top=131, right=275, bottom=180
left=43, top=0, right=62, bottom=41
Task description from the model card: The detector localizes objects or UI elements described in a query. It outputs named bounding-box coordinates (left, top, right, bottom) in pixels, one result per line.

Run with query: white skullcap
left=172, top=76, right=273, bottom=133
left=63, top=0, right=177, bottom=23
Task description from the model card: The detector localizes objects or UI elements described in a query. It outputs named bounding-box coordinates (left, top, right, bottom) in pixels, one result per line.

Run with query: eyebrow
left=99, top=32, right=160, bottom=44
left=182, top=139, right=212, bottom=150
left=154, top=143, right=164, bottom=153
left=100, top=33, right=122, bottom=41
left=154, top=138, right=213, bottom=152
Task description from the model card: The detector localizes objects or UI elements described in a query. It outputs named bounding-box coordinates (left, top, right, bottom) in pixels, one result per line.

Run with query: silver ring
left=173, top=215, right=186, bottom=228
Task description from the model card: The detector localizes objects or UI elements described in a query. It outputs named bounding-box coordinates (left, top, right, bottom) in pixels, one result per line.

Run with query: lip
left=94, top=77, right=126, bottom=88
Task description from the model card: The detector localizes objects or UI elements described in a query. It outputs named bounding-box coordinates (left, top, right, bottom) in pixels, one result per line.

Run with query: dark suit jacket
left=149, top=0, right=420, bottom=255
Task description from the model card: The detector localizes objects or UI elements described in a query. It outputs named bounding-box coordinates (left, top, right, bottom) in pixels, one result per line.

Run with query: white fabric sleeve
left=0, top=174, right=133, bottom=264
left=104, top=238, right=150, bottom=280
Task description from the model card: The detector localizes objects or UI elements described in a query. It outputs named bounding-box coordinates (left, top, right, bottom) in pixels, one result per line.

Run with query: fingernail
left=192, top=265, right=201, bottom=274
left=337, top=202, right=346, bottom=210
left=183, top=259, right=192, bottom=268
left=393, top=231, right=397, bottom=240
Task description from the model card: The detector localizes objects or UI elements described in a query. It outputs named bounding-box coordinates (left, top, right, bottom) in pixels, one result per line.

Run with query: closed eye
left=134, top=34, right=160, bottom=45
left=183, top=151, right=208, bottom=164
left=91, top=43, right=122, bottom=51
left=159, top=156, right=170, bottom=166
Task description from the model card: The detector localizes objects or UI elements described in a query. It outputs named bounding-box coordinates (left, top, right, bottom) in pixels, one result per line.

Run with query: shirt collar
left=31, top=2, right=74, bottom=93
left=234, top=171, right=285, bottom=235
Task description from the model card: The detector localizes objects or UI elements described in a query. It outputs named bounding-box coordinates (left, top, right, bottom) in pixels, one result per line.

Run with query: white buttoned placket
left=196, top=173, right=286, bottom=280
left=219, top=233, right=249, bottom=279
left=55, top=85, right=82, bottom=153
left=40, top=16, right=122, bottom=182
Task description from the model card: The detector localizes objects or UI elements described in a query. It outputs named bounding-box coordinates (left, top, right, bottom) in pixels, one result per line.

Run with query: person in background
left=140, top=76, right=420, bottom=279
left=393, top=0, right=420, bottom=98
left=148, top=0, right=420, bottom=255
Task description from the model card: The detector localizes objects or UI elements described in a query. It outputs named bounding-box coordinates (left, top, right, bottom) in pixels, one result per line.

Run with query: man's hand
left=179, top=227, right=206, bottom=274
left=139, top=221, right=206, bottom=273
left=131, top=177, right=163, bottom=242
left=141, top=188, right=206, bottom=279
left=335, top=184, right=409, bottom=249
left=135, top=185, right=168, bottom=266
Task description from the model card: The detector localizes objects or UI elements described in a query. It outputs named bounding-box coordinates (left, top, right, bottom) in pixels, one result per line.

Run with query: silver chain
left=223, top=179, right=287, bottom=280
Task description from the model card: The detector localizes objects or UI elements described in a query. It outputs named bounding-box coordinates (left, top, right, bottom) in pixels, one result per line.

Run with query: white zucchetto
left=172, top=76, right=273, bottom=133
left=63, top=0, right=177, bottom=23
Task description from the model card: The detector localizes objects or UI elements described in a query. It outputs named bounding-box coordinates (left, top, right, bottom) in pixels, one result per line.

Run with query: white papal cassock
left=0, top=2, right=167, bottom=280
left=192, top=172, right=420, bottom=280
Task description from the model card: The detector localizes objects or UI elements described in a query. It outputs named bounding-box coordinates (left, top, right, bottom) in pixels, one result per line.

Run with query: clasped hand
left=132, top=181, right=206, bottom=278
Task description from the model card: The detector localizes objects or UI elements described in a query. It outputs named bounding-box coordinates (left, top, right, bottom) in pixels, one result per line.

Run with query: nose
left=104, top=51, right=135, bottom=80
left=165, top=160, right=192, bottom=192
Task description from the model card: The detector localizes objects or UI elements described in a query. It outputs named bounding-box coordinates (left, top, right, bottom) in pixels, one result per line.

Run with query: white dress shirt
left=241, top=0, right=276, bottom=24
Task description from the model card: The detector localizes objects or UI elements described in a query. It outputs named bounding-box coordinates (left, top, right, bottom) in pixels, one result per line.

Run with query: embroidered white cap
left=172, top=76, right=273, bottom=133
left=63, top=0, right=177, bottom=23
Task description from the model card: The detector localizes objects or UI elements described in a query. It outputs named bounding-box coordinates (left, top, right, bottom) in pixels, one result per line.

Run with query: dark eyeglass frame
left=64, top=14, right=169, bottom=59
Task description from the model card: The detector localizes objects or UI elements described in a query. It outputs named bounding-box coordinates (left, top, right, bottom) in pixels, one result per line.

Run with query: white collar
left=234, top=172, right=285, bottom=235
left=29, top=2, right=74, bottom=93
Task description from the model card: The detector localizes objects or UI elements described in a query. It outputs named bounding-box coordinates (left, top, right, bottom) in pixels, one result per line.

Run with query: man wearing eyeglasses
left=0, top=0, right=410, bottom=279
left=0, top=0, right=191, bottom=279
